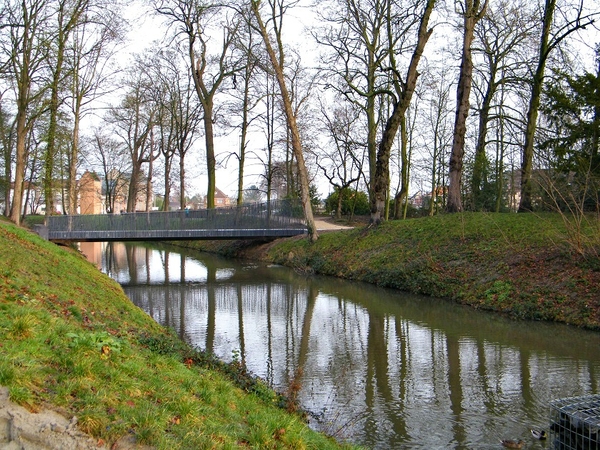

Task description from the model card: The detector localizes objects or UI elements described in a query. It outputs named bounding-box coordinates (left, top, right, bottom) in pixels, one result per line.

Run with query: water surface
left=82, top=241, right=600, bottom=449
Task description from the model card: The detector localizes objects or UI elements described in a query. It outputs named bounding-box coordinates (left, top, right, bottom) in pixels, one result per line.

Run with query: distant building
left=79, top=172, right=104, bottom=214
left=78, top=170, right=152, bottom=215
left=203, top=187, right=232, bottom=208
left=4, top=171, right=153, bottom=216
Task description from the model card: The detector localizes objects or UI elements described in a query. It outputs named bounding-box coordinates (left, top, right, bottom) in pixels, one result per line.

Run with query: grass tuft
left=8, top=313, right=37, bottom=339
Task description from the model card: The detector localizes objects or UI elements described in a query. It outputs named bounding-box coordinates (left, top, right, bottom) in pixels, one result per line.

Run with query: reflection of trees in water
left=102, top=242, right=116, bottom=278
left=180, top=258, right=185, bottom=342
left=127, top=245, right=137, bottom=285
left=447, top=334, right=465, bottom=445
left=205, top=273, right=216, bottom=354
left=101, top=242, right=152, bottom=283
left=113, top=247, right=600, bottom=449
left=237, top=284, right=246, bottom=367
left=265, top=283, right=273, bottom=385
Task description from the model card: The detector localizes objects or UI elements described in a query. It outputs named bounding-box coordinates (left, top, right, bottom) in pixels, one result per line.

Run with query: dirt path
left=314, top=218, right=354, bottom=231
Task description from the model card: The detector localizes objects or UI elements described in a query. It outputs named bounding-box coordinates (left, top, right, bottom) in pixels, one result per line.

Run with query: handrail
left=46, top=200, right=307, bottom=242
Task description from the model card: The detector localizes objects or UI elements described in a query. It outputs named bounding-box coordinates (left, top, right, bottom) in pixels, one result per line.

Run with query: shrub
left=325, top=188, right=370, bottom=216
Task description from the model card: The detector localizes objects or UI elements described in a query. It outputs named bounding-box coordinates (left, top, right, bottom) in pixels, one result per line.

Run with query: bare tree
left=66, top=7, right=124, bottom=215
left=230, top=14, right=261, bottom=205
left=317, top=100, right=364, bottom=219
left=315, top=0, right=437, bottom=224
left=469, top=0, right=535, bottom=211
left=256, top=69, right=280, bottom=205
left=84, top=128, right=130, bottom=213
left=154, top=0, right=241, bottom=208
left=3, top=0, right=51, bottom=224
left=0, top=98, right=15, bottom=215
left=424, top=70, right=454, bottom=215
left=43, top=0, right=94, bottom=217
left=370, top=0, right=436, bottom=224
left=316, top=0, right=394, bottom=204
left=392, top=96, right=421, bottom=220
left=151, top=49, right=202, bottom=210
left=154, top=86, right=177, bottom=210
left=22, top=117, right=46, bottom=215
left=447, top=0, right=489, bottom=213
left=107, top=57, right=155, bottom=212
left=250, top=0, right=318, bottom=241
left=519, top=0, right=597, bottom=211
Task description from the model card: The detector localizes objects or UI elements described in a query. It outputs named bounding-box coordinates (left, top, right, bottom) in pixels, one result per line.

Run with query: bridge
left=40, top=200, right=307, bottom=242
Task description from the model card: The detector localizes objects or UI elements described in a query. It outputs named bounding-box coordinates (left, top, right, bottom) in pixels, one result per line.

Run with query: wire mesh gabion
left=550, top=395, right=600, bottom=449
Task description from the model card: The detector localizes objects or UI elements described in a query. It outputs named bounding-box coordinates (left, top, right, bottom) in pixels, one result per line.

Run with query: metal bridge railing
left=47, top=199, right=306, bottom=235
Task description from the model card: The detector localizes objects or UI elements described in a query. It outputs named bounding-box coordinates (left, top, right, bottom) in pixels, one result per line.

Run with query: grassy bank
left=0, top=218, right=352, bottom=449
left=181, top=212, right=600, bottom=330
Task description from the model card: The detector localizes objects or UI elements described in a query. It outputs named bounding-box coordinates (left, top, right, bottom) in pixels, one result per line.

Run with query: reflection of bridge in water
left=43, top=200, right=306, bottom=242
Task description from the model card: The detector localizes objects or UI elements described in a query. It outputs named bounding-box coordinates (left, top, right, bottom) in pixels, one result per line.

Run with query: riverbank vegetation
left=0, top=217, right=352, bottom=449
left=181, top=212, right=600, bottom=330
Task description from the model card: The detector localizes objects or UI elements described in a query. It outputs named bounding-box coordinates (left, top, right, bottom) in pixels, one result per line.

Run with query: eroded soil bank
left=0, top=386, right=151, bottom=449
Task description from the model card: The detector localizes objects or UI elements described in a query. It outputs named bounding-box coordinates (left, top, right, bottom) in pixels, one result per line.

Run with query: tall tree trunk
left=493, top=69, right=507, bottom=212
left=44, top=19, right=67, bottom=217
left=237, top=131, right=247, bottom=206
left=127, top=162, right=140, bottom=212
left=44, top=77, right=62, bottom=216
left=237, top=39, right=253, bottom=206
left=24, top=146, right=41, bottom=215
left=146, top=148, right=153, bottom=211
left=8, top=0, right=48, bottom=224
left=471, top=70, right=495, bottom=211
left=429, top=109, right=443, bottom=217
left=10, top=24, right=33, bottom=224
left=251, top=1, right=318, bottom=241
left=179, top=154, right=186, bottom=210
left=494, top=119, right=505, bottom=212
left=519, top=0, right=554, bottom=212
left=237, top=103, right=248, bottom=206
left=336, top=188, right=343, bottom=220
left=285, top=127, right=294, bottom=197
left=593, top=56, right=600, bottom=160
left=447, top=0, right=488, bottom=213
left=164, top=152, right=172, bottom=211
left=45, top=0, right=87, bottom=217
left=11, top=106, right=28, bottom=224
left=203, top=102, right=216, bottom=209
left=265, top=71, right=274, bottom=204
left=125, top=124, right=152, bottom=213
left=68, top=104, right=81, bottom=214
left=393, top=115, right=408, bottom=219
left=366, top=85, right=377, bottom=203
left=1, top=106, right=14, bottom=217
left=370, top=0, right=435, bottom=225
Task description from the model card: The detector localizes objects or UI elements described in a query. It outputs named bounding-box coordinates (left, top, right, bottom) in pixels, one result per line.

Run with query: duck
left=500, top=439, right=524, bottom=449
left=531, top=429, right=547, bottom=440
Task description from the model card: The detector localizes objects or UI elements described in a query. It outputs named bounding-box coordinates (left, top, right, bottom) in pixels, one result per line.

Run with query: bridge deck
left=44, top=202, right=307, bottom=242
left=45, top=227, right=306, bottom=242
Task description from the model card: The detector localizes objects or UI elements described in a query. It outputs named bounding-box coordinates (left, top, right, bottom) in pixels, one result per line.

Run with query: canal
left=81, top=241, right=600, bottom=449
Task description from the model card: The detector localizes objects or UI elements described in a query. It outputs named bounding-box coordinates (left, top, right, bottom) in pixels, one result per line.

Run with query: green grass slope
left=262, top=213, right=600, bottom=330
left=0, top=218, right=351, bottom=449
